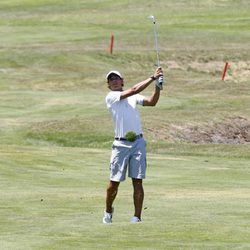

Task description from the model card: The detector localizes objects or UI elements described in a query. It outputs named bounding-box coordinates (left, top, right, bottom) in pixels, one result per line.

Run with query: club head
left=148, top=15, right=155, bottom=22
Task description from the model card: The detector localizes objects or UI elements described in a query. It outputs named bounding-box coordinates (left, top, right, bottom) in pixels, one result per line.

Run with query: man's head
left=106, top=70, right=124, bottom=91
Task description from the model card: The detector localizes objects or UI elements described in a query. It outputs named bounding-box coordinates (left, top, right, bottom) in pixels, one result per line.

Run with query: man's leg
left=132, top=178, right=144, bottom=220
left=105, top=180, right=120, bottom=213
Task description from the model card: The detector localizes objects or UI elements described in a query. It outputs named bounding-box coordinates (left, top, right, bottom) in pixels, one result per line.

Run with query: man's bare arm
left=143, top=86, right=161, bottom=106
left=120, top=67, right=163, bottom=100
left=120, top=77, right=155, bottom=100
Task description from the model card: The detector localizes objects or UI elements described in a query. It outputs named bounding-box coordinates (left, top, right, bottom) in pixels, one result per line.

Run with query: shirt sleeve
left=105, top=91, right=122, bottom=109
left=136, top=94, right=145, bottom=106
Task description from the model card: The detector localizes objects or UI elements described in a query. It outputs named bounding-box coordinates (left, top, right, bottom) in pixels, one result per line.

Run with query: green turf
left=0, top=0, right=250, bottom=249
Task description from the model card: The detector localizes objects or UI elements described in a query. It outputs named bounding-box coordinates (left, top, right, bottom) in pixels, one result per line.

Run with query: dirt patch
left=28, top=117, right=250, bottom=145
left=166, top=60, right=250, bottom=82
left=170, top=116, right=250, bottom=144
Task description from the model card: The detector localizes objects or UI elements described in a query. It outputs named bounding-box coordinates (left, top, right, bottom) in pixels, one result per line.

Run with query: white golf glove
left=155, top=75, right=164, bottom=90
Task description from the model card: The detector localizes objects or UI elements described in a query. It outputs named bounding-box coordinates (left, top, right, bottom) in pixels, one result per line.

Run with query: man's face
left=108, top=74, right=123, bottom=91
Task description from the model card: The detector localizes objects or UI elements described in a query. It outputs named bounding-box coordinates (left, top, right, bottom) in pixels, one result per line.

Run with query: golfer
left=103, top=67, right=163, bottom=223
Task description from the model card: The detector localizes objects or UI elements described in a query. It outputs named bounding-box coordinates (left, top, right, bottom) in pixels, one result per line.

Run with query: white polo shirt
left=105, top=91, right=145, bottom=138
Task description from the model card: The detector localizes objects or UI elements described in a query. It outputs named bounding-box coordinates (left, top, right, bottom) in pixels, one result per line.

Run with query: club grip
left=156, top=75, right=164, bottom=90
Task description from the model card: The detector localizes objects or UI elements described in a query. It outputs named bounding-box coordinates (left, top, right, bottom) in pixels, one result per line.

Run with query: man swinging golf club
left=103, top=66, right=164, bottom=223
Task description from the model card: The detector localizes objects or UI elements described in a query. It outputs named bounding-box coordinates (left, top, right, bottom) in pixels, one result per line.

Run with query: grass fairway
left=0, top=0, right=250, bottom=249
left=1, top=146, right=249, bottom=249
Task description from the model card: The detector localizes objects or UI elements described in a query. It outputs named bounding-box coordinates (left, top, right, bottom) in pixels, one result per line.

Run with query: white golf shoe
left=130, top=216, right=141, bottom=223
left=102, top=208, right=114, bottom=224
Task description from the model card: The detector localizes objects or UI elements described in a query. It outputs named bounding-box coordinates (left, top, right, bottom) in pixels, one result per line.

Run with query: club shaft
left=148, top=16, right=163, bottom=89
left=152, top=21, right=160, bottom=67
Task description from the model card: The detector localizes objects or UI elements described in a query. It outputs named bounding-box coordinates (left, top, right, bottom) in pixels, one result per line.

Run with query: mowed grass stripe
left=0, top=145, right=250, bottom=249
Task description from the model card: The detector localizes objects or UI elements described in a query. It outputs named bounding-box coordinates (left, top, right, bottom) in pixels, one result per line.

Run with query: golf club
left=148, top=15, right=163, bottom=90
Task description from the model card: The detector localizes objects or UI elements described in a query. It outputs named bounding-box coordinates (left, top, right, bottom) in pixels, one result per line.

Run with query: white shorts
left=109, top=137, right=147, bottom=182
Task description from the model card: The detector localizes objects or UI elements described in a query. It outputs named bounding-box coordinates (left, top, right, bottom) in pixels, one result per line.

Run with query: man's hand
left=152, top=67, right=164, bottom=90
left=152, top=67, right=163, bottom=79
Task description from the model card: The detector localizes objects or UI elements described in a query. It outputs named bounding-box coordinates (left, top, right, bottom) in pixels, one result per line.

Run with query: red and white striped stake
left=109, top=34, right=114, bottom=55
left=221, top=62, right=229, bottom=81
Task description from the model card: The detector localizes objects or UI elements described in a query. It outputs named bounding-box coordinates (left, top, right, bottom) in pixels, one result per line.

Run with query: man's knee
left=107, top=180, right=119, bottom=193
left=132, top=178, right=143, bottom=191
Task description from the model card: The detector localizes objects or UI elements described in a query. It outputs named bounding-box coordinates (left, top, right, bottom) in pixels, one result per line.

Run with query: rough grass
left=0, top=0, right=250, bottom=249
